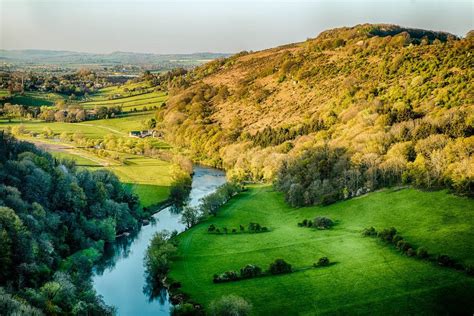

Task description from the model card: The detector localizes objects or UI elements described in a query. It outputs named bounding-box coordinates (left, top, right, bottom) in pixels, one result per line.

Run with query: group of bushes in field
left=213, top=259, right=292, bottom=283
left=363, top=226, right=473, bottom=275
left=298, top=216, right=334, bottom=229
left=207, top=222, right=269, bottom=234
left=213, top=257, right=332, bottom=284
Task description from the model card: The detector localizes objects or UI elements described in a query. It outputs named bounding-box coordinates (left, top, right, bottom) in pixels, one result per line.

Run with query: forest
left=0, top=132, right=145, bottom=315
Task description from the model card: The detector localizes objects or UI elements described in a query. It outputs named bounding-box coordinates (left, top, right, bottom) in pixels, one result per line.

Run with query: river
left=92, top=166, right=226, bottom=315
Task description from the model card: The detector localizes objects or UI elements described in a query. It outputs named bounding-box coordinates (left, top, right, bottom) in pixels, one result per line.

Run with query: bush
left=302, top=219, right=308, bottom=226
left=314, top=216, right=334, bottom=229
left=232, top=228, right=237, bottom=233
left=208, top=224, right=216, bottom=232
left=396, top=239, right=410, bottom=252
left=239, top=225, right=245, bottom=231
left=437, top=254, right=455, bottom=267
left=416, top=247, right=429, bottom=259
left=209, top=295, right=252, bottom=316
left=315, top=257, right=330, bottom=267
left=261, top=227, right=268, bottom=232
left=240, top=264, right=262, bottom=279
left=465, top=265, right=474, bottom=276
left=377, top=227, right=397, bottom=242
left=406, top=248, right=415, bottom=257
left=171, top=303, right=201, bottom=316
left=269, top=259, right=292, bottom=275
left=213, top=271, right=239, bottom=283
left=362, top=226, right=377, bottom=236
left=392, top=234, right=403, bottom=244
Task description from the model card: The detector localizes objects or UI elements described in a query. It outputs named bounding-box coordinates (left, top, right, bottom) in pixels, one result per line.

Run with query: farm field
left=1, top=91, right=68, bottom=106
left=169, top=186, right=474, bottom=315
left=33, top=139, right=174, bottom=207
left=81, top=90, right=167, bottom=112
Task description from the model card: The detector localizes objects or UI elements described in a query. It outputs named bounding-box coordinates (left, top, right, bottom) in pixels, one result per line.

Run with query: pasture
left=169, top=186, right=474, bottom=315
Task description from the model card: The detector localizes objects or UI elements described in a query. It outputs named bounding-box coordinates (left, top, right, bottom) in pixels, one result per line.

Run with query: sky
left=0, top=0, right=473, bottom=54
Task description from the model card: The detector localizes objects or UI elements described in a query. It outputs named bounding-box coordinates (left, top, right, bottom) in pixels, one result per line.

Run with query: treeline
left=1, top=102, right=123, bottom=122
left=248, top=118, right=328, bottom=147
left=275, top=140, right=473, bottom=207
left=0, top=133, right=144, bottom=315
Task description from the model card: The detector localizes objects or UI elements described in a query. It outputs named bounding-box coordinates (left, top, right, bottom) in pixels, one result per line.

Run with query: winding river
left=92, top=166, right=226, bottom=315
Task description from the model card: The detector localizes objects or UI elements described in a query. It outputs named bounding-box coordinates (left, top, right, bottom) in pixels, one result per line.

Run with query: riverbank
left=92, top=166, right=226, bottom=315
left=168, top=185, right=474, bottom=315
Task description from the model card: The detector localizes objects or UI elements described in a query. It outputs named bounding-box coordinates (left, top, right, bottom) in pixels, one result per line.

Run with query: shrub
left=209, top=295, right=252, bottom=316
left=406, top=248, right=415, bottom=257
left=261, top=227, right=268, bottom=232
left=232, top=228, right=237, bottom=233
left=396, top=239, right=410, bottom=252
left=362, top=226, right=377, bottom=236
left=240, top=264, right=262, bottom=279
left=248, top=222, right=263, bottom=232
left=239, top=225, right=245, bottom=231
left=377, top=227, right=397, bottom=242
left=392, top=234, right=403, bottom=244
left=416, top=247, right=429, bottom=259
left=302, top=219, right=308, bottom=226
left=171, top=303, right=201, bottom=316
left=297, top=222, right=304, bottom=227
left=315, top=257, right=330, bottom=267
left=313, top=216, right=334, bottom=229
left=307, top=221, right=313, bottom=227
left=223, top=227, right=228, bottom=234
left=269, top=259, right=292, bottom=275
left=215, top=228, right=221, bottom=234
left=437, top=254, right=455, bottom=267
left=465, top=265, right=474, bottom=276
left=208, top=224, right=216, bottom=232
left=213, top=271, right=239, bottom=283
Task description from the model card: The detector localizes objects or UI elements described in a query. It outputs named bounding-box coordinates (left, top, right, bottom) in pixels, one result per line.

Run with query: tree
left=76, top=109, right=86, bottom=122
left=269, top=259, right=292, bottom=275
left=209, top=295, right=252, bottom=316
left=180, top=206, right=200, bottom=229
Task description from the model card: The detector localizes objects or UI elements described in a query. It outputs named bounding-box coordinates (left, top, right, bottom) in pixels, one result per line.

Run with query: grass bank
left=169, top=186, right=474, bottom=315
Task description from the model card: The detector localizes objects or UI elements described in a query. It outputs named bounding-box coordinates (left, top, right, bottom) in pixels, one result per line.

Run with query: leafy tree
left=180, top=206, right=200, bottom=229
left=269, top=259, right=292, bottom=275
left=209, top=295, right=252, bottom=316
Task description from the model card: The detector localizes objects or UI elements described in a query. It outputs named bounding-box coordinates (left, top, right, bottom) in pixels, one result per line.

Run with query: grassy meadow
left=169, top=186, right=474, bottom=315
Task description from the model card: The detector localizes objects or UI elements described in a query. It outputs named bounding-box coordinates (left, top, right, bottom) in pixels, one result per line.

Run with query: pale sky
left=1, top=0, right=473, bottom=54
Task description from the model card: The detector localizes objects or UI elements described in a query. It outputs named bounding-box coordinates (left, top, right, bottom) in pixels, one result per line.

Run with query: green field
left=1, top=111, right=161, bottom=137
left=2, top=91, right=67, bottom=106
left=169, top=186, right=474, bottom=315
left=81, top=91, right=167, bottom=112
left=0, top=89, right=10, bottom=98
left=48, top=147, right=173, bottom=207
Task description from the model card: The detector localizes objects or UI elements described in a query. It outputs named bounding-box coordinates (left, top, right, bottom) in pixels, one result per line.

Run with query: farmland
left=0, top=84, right=175, bottom=208
left=169, top=186, right=474, bottom=315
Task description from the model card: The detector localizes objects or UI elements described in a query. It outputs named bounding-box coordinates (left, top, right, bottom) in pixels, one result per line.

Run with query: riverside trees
left=0, top=133, right=142, bottom=314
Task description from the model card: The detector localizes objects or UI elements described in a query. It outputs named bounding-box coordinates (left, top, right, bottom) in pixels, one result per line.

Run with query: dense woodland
left=0, top=133, right=145, bottom=315
left=156, top=24, right=473, bottom=204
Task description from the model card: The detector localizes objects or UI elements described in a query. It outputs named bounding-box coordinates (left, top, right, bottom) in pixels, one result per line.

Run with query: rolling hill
left=158, top=24, right=473, bottom=194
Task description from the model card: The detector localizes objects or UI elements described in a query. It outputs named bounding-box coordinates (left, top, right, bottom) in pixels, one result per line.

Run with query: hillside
left=158, top=24, right=473, bottom=194
left=169, top=186, right=474, bottom=315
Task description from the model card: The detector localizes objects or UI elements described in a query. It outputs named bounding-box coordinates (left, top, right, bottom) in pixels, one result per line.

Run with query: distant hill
left=158, top=24, right=473, bottom=194
left=0, top=49, right=230, bottom=69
